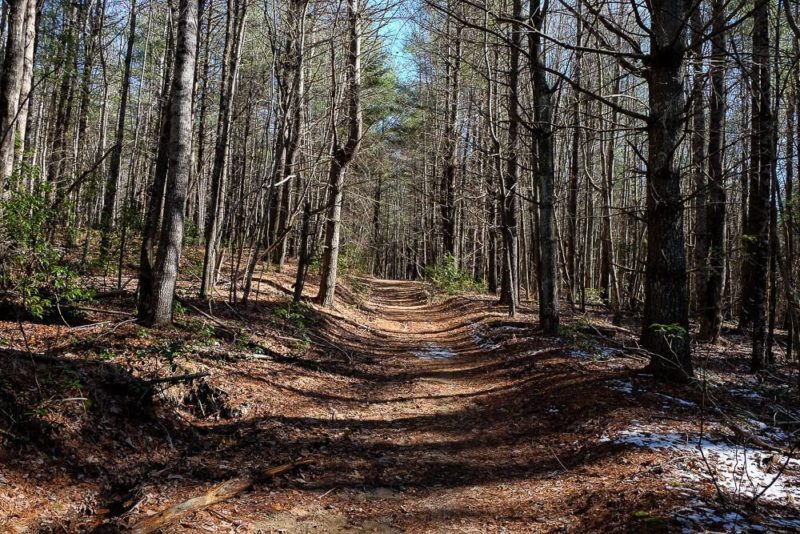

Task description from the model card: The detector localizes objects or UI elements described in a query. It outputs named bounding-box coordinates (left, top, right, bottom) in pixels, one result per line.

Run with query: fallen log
left=128, top=458, right=314, bottom=534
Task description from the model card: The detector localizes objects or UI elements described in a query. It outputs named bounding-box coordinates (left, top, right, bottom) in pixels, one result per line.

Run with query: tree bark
left=498, top=0, right=521, bottom=315
left=741, top=0, right=773, bottom=371
left=440, top=8, right=461, bottom=258
left=138, top=0, right=198, bottom=326
left=699, top=0, right=727, bottom=343
left=0, top=0, right=29, bottom=188
left=316, top=0, right=362, bottom=307
left=12, top=0, right=36, bottom=169
left=640, top=0, right=693, bottom=380
left=530, top=0, right=559, bottom=333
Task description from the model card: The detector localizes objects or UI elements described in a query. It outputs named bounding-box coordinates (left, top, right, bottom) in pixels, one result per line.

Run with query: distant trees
left=200, top=0, right=247, bottom=299
left=1, top=0, right=798, bottom=380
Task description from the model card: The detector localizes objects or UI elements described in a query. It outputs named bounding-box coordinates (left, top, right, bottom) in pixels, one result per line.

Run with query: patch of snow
left=566, top=349, right=590, bottom=358
left=412, top=343, right=456, bottom=360
left=610, top=425, right=800, bottom=504
left=730, top=388, right=766, bottom=400
left=566, top=346, right=619, bottom=360
left=767, top=517, right=800, bottom=530
left=673, top=497, right=800, bottom=533
left=469, top=323, right=500, bottom=352
left=745, top=419, right=789, bottom=443
left=495, top=325, right=531, bottom=334
left=655, top=393, right=697, bottom=408
left=674, top=505, right=759, bottom=533
left=606, top=378, right=634, bottom=395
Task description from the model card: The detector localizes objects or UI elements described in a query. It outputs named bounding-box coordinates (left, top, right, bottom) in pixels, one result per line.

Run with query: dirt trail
left=196, top=277, right=651, bottom=533
left=6, top=276, right=794, bottom=532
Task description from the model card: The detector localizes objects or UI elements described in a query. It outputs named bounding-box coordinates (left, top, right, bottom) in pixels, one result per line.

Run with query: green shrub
left=424, top=254, right=484, bottom=295
left=583, top=287, right=605, bottom=306
left=1, top=182, right=93, bottom=319
left=338, top=242, right=369, bottom=276
left=274, top=301, right=313, bottom=351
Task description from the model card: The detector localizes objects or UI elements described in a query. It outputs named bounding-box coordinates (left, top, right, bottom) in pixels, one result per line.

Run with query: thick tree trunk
left=316, top=0, right=362, bottom=307
left=498, top=0, right=521, bottom=314
left=138, top=0, right=198, bottom=326
left=566, top=13, right=582, bottom=306
left=138, top=4, right=176, bottom=321
left=690, top=7, right=708, bottom=315
left=530, top=0, right=559, bottom=334
left=741, top=0, right=773, bottom=371
left=440, top=11, right=461, bottom=258
left=12, top=0, right=36, bottom=169
left=640, top=0, right=693, bottom=380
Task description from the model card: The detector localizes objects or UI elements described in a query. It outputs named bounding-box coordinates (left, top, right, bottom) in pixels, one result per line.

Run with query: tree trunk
left=138, top=1, right=176, bottom=321
left=699, top=0, right=727, bottom=343
left=640, top=0, right=693, bottom=380
left=498, top=0, right=521, bottom=314
left=440, top=10, right=461, bottom=258
left=741, top=0, right=773, bottom=371
left=99, top=0, right=137, bottom=262
left=138, top=0, right=198, bottom=326
left=690, top=6, right=708, bottom=315
left=12, top=0, right=36, bottom=169
left=530, top=0, right=559, bottom=334
left=316, top=0, right=362, bottom=307
left=0, top=0, right=29, bottom=187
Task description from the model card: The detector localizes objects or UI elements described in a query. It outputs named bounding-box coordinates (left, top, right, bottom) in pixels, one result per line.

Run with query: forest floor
left=1, top=265, right=800, bottom=533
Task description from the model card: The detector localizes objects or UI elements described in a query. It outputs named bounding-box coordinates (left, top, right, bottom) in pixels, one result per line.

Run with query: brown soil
left=1, top=270, right=798, bottom=532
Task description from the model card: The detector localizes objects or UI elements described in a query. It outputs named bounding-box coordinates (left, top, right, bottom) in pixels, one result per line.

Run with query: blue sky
left=374, top=0, right=417, bottom=82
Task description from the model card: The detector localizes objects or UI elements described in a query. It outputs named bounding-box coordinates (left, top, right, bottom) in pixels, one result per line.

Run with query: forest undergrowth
left=1, top=259, right=799, bottom=533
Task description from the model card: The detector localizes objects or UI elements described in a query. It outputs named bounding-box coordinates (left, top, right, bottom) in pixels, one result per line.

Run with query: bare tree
left=138, top=0, right=199, bottom=326
left=316, top=0, right=363, bottom=307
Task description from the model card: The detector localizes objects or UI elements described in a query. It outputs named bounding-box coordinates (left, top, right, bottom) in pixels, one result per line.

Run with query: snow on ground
left=655, top=392, right=697, bottom=408
left=603, top=424, right=800, bottom=532
left=673, top=497, right=800, bottom=533
left=607, top=426, right=800, bottom=503
left=412, top=343, right=456, bottom=360
left=469, top=323, right=500, bottom=352
left=606, top=378, right=634, bottom=395
left=566, top=346, right=619, bottom=360
left=674, top=504, right=761, bottom=533
left=729, top=387, right=767, bottom=400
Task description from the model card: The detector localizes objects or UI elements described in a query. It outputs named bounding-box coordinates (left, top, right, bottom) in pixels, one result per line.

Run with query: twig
left=129, top=458, right=314, bottom=534
left=546, top=445, right=569, bottom=472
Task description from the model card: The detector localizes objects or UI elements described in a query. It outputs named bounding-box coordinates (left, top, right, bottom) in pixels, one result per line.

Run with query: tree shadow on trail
left=1, top=278, right=674, bottom=532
